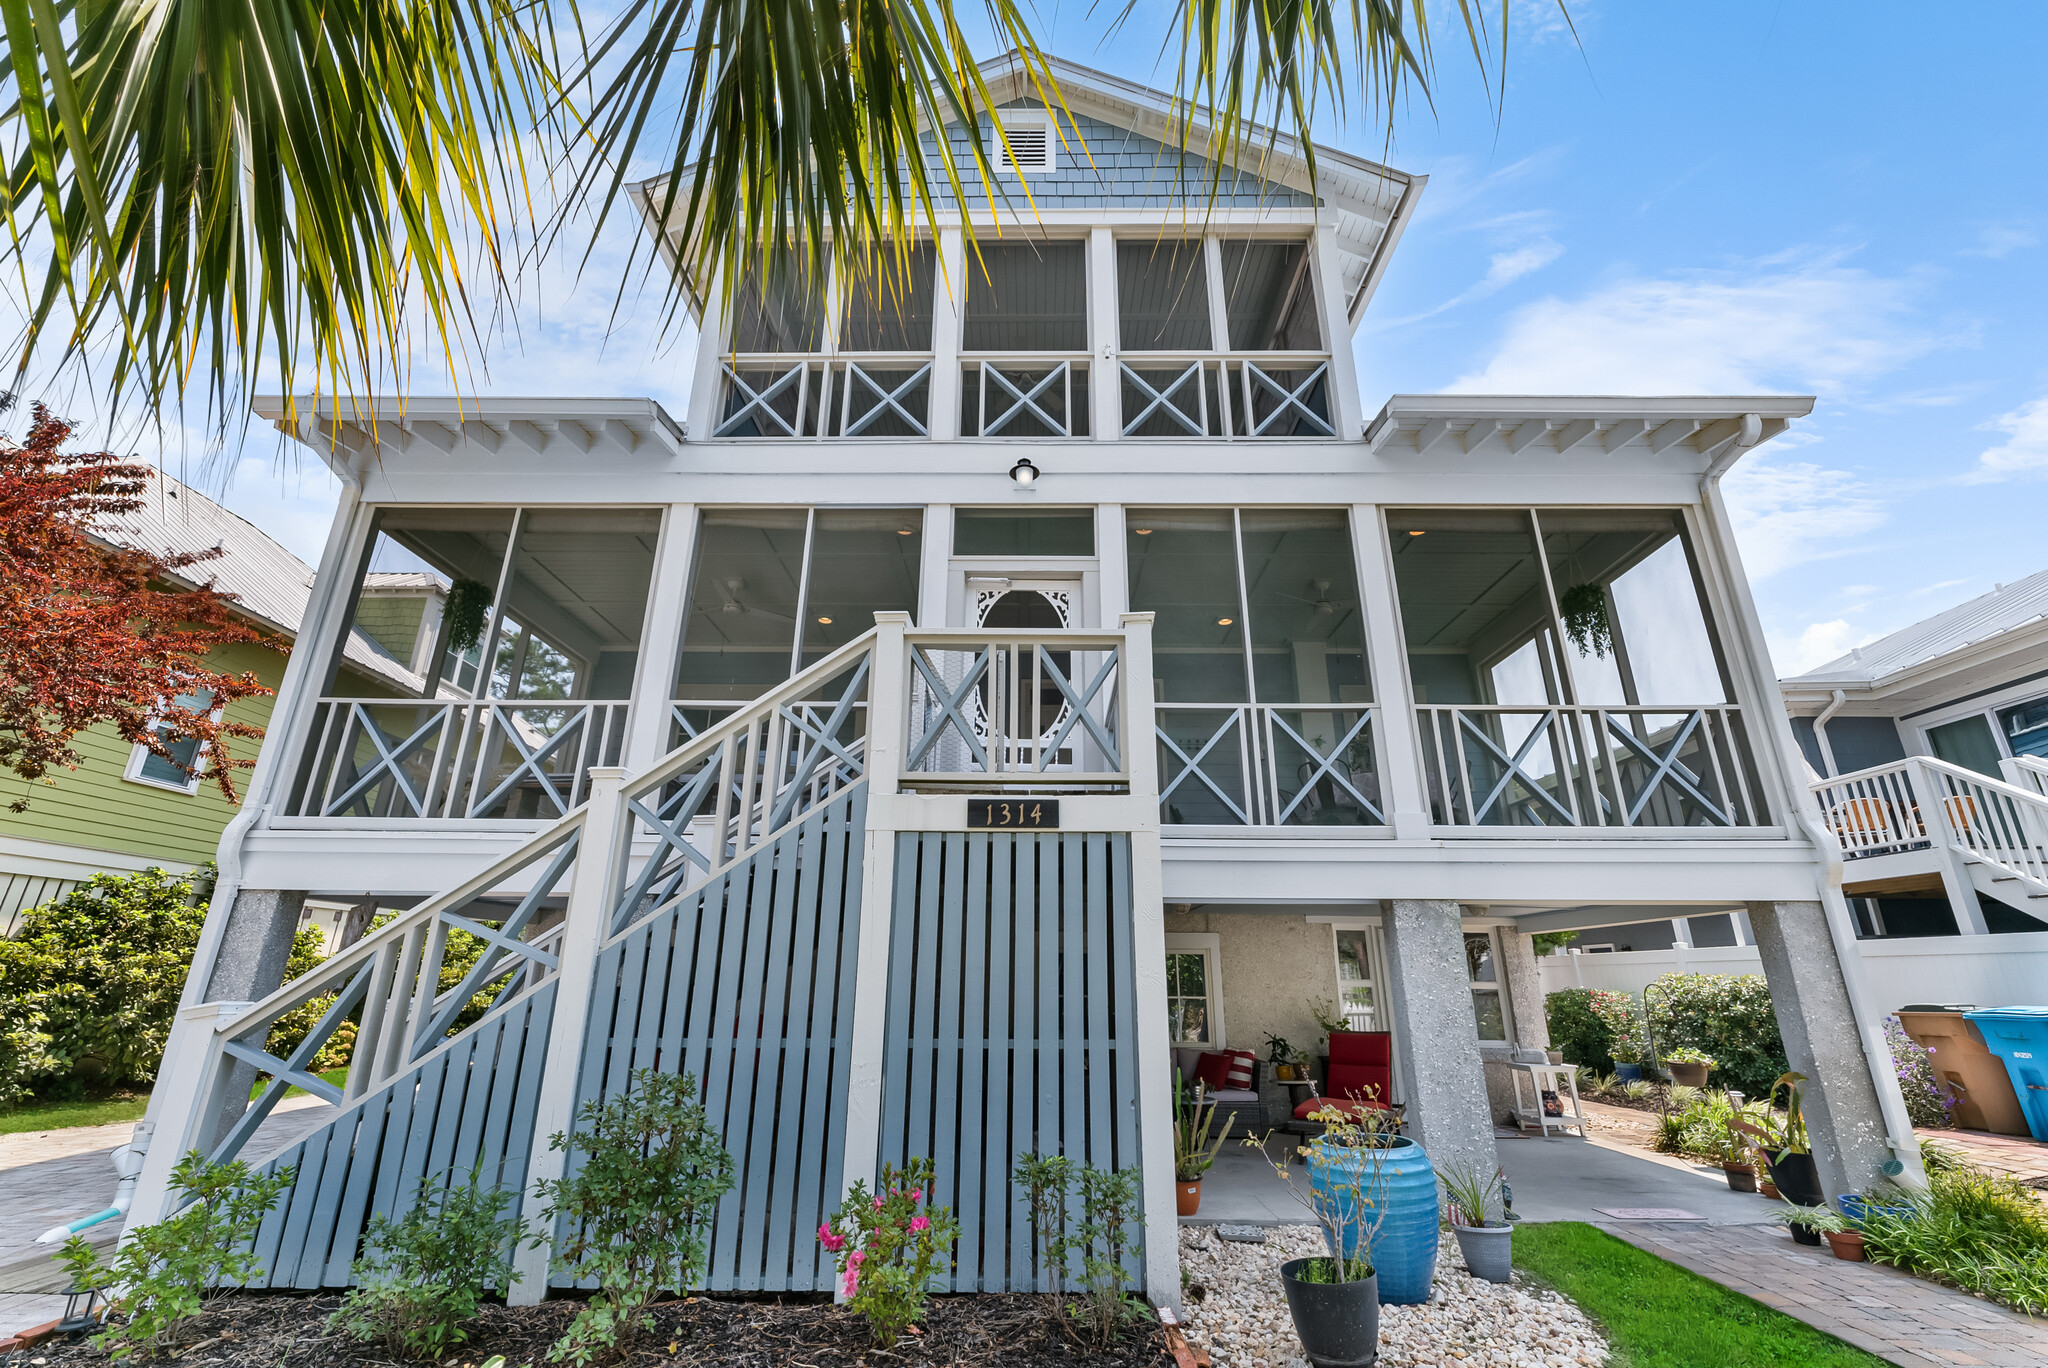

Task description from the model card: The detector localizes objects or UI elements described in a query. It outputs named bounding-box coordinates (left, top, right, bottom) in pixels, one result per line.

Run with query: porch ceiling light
left=1009, top=457, right=1040, bottom=486
left=1217, top=617, right=1233, bottom=626
left=817, top=616, right=833, bottom=624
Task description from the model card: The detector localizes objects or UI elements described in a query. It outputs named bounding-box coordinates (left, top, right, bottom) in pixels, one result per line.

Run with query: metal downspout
left=1814, top=688, right=1848, bottom=779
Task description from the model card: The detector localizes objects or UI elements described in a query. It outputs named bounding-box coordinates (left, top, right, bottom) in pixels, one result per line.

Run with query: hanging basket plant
left=1558, top=582, right=1613, bottom=659
left=443, top=578, right=493, bottom=652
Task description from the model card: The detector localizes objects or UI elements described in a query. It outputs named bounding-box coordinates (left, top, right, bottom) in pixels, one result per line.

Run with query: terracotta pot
left=1277, top=1063, right=1297, bottom=1081
left=1176, top=1180, right=1203, bottom=1216
left=1723, top=1163, right=1757, bottom=1193
left=1759, top=1179, right=1780, bottom=1200
left=1667, top=1062, right=1710, bottom=1088
left=1824, top=1230, right=1867, bottom=1262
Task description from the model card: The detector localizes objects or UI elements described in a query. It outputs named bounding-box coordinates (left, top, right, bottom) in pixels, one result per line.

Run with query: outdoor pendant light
left=1009, top=458, right=1040, bottom=486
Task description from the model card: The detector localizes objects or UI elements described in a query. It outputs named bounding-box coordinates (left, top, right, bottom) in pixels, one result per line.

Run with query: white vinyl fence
left=1538, top=930, right=2048, bottom=1015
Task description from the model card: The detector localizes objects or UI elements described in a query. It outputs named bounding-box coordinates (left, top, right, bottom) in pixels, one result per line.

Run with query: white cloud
left=1963, top=222, right=2037, bottom=259
left=1720, top=455, right=1887, bottom=581
left=1967, top=395, right=2048, bottom=482
left=1768, top=619, right=1878, bottom=677
left=1445, top=256, right=1936, bottom=394
left=1369, top=238, right=1564, bottom=329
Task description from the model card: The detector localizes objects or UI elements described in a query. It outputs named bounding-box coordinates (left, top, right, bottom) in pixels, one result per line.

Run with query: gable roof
left=98, top=469, right=416, bottom=690
left=1783, top=567, right=2048, bottom=690
left=632, top=51, right=1423, bottom=330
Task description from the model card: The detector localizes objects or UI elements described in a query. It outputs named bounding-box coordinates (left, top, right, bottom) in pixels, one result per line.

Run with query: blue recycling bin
left=1963, top=1008, right=2048, bottom=1142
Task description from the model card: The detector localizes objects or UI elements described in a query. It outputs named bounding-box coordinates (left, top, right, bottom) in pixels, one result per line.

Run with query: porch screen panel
left=879, top=830, right=1146, bottom=1293
left=556, top=785, right=867, bottom=1293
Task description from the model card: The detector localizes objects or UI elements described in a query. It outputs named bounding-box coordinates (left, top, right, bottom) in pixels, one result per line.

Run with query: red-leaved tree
left=0, top=404, right=272, bottom=811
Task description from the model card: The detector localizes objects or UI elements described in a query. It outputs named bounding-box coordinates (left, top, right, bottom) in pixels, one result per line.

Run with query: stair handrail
left=2003, top=755, right=2048, bottom=798
left=1812, top=754, right=2048, bottom=886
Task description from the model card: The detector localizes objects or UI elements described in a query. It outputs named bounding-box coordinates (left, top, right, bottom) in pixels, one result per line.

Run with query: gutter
left=1812, top=688, right=1848, bottom=779
left=1697, top=435, right=1927, bottom=1189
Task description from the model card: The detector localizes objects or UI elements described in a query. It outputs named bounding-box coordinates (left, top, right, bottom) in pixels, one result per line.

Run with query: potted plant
left=1438, top=1163, right=1512, bottom=1283
left=1246, top=1104, right=1402, bottom=1366
left=1266, top=1032, right=1302, bottom=1082
left=1610, top=1040, right=1645, bottom=1084
left=1174, top=1076, right=1234, bottom=1216
left=1774, top=1204, right=1862, bottom=1259
left=1716, top=1109, right=1759, bottom=1193
left=1661, top=1046, right=1715, bottom=1088
left=1734, top=1072, right=1821, bottom=1216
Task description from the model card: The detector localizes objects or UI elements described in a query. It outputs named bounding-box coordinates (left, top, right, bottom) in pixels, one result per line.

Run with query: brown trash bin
left=1898, top=1008, right=2030, bottom=1135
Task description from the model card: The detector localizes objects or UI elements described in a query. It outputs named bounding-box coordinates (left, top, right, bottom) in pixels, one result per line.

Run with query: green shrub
left=1544, top=989, right=1614, bottom=1073
left=821, top=1157, right=959, bottom=1349
left=60, top=1152, right=293, bottom=1360
left=1861, top=1167, right=2048, bottom=1315
left=1589, top=989, right=1648, bottom=1065
left=1069, top=1164, right=1151, bottom=1348
left=331, top=1171, right=524, bottom=1358
left=535, top=1068, right=734, bottom=1365
left=1644, top=973, right=1787, bottom=1097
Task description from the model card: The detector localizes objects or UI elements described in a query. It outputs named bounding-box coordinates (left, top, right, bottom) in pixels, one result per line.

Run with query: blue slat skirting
left=232, top=979, right=559, bottom=1288
left=879, top=831, right=1144, bottom=1293
left=553, top=783, right=867, bottom=1293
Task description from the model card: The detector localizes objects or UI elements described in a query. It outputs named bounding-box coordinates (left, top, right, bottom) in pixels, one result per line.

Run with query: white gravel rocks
left=1177, top=1225, right=1608, bottom=1368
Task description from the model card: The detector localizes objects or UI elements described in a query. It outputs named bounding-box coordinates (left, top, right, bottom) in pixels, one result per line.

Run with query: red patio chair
left=1294, top=1030, right=1397, bottom=1122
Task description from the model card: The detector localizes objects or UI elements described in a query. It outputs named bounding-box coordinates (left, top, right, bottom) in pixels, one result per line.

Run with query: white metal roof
left=99, top=469, right=416, bottom=690
left=1784, top=566, right=2048, bottom=688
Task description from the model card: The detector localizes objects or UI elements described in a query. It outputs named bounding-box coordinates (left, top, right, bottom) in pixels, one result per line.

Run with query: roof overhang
left=1780, top=619, right=2048, bottom=710
left=1364, top=395, right=1814, bottom=471
left=631, top=51, right=1423, bottom=332
left=253, top=396, right=687, bottom=481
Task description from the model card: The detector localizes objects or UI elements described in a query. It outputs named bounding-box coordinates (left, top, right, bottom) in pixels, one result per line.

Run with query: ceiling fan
left=1273, top=579, right=1357, bottom=629
left=704, top=578, right=795, bottom=621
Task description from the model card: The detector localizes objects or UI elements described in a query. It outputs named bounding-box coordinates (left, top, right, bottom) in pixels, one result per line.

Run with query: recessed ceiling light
left=1135, top=528, right=1153, bottom=535
left=1408, top=530, right=1426, bottom=537
left=1217, top=617, right=1233, bottom=627
left=896, top=527, right=914, bottom=535
left=817, top=616, right=833, bottom=624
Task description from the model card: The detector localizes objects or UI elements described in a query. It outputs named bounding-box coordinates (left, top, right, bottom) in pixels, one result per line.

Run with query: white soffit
left=253, top=397, right=686, bottom=477
left=1363, top=395, right=1814, bottom=464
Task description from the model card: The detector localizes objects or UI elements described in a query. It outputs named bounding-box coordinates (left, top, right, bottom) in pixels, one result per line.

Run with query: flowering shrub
left=1544, top=989, right=1614, bottom=1073
left=1588, top=989, right=1649, bottom=1065
left=822, top=1158, right=959, bottom=1348
left=1885, top=1015, right=1959, bottom=1128
left=1644, top=973, right=1787, bottom=1096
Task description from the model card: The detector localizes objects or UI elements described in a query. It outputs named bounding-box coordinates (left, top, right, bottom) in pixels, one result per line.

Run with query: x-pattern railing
left=978, top=361, right=1074, bottom=437
left=1155, top=704, right=1383, bottom=827
left=1241, top=362, right=1334, bottom=437
left=318, top=702, right=447, bottom=816
left=843, top=362, right=932, bottom=436
left=1419, top=704, right=1762, bottom=829
left=1120, top=361, right=1206, bottom=437
left=901, top=635, right=1126, bottom=786
left=714, top=361, right=808, bottom=437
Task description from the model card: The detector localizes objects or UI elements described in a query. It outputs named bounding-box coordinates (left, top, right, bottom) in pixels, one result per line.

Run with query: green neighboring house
left=0, top=472, right=428, bottom=936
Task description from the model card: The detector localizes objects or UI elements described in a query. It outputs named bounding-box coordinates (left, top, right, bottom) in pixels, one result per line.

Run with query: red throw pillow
left=1224, top=1049, right=1256, bottom=1090
left=1193, top=1051, right=1232, bottom=1091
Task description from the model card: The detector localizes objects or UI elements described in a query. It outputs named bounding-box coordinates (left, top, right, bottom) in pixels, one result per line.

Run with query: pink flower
left=909, top=1215, right=930, bottom=1234
left=818, top=1225, right=846, bottom=1253
left=842, top=1268, right=859, bottom=1296
left=909, top=1188, right=924, bottom=1203
left=848, top=1250, right=865, bottom=1266
left=874, top=1195, right=885, bottom=1211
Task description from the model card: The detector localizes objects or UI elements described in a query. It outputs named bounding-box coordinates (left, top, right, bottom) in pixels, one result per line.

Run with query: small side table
left=1510, top=1062, right=1587, bottom=1138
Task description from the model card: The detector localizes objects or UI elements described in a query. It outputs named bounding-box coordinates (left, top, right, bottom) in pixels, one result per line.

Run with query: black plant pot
left=1766, top=1151, right=1823, bottom=1206
left=1280, top=1259, right=1379, bottom=1368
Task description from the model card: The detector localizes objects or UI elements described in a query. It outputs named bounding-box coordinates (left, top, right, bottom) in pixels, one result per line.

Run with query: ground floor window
left=1465, top=930, right=1508, bottom=1042
left=1334, top=927, right=1378, bottom=1031
left=1164, top=934, right=1222, bottom=1046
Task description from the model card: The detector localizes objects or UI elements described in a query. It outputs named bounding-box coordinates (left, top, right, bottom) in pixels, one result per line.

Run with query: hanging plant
left=1558, top=582, right=1613, bottom=659
left=443, top=578, right=493, bottom=652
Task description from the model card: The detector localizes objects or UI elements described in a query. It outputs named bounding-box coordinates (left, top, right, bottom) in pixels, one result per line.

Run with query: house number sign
left=967, top=798, right=1059, bottom=829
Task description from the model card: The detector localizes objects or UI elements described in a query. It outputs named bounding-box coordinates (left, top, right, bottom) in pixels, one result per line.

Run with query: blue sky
left=124, top=2, right=2048, bottom=677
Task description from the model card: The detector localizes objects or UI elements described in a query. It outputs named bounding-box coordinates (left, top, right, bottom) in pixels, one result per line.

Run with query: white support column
left=930, top=229, right=965, bottom=441
left=509, top=771, right=628, bottom=1304
left=621, top=504, right=697, bottom=770
left=1349, top=504, right=1432, bottom=839
left=688, top=293, right=731, bottom=441
left=1314, top=221, right=1366, bottom=439
left=124, top=1001, right=250, bottom=1234
left=836, top=612, right=909, bottom=1287
left=917, top=507, right=952, bottom=628
left=1119, top=612, right=1181, bottom=1312
left=1088, top=226, right=1120, bottom=442
left=1097, top=505, right=1130, bottom=620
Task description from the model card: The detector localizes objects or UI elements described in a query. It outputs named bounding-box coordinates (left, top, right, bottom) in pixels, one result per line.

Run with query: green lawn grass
left=0, top=1092, right=150, bottom=1136
left=0, top=1068, right=350, bottom=1139
left=1513, top=1222, right=1891, bottom=1368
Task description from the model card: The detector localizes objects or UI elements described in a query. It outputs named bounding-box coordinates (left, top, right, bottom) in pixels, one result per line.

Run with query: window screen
left=1220, top=241, right=1323, bottom=351
left=1117, top=240, right=1212, bottom=351
left=728, top=257, right=826, bottom=353
left=964, top=241, right=1087, bottom=351
left=839, top=245, right=938, bottom=351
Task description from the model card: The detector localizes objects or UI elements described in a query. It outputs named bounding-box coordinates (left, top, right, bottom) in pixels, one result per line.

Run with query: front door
left=964, top=578, right=1079, bottom=771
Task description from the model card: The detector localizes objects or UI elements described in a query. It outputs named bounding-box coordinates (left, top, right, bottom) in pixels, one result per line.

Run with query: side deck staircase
left=124, top=619, right=1168, bottom=1300
left=1812, top=754, right=2048, bottom=917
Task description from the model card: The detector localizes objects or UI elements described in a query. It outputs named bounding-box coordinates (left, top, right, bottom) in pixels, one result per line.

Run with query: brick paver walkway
left=1601, top=1220, right=2048, bottom=1368
left=1918, top=1127, right=2048, bottom=1187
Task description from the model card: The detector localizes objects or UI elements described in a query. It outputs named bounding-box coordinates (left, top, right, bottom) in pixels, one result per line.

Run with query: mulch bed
left=25, top=1293, right=1171, bottom=1368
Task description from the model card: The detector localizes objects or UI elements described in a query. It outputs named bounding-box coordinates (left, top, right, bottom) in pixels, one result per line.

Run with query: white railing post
left=1350, top=505, right=1433, bottom=839
left=836, top=613, right=909, bottom=1286
left=123, top=1001, right=250, bottom=1235
left=1118, top=612, right=1179, bottom=1308
left=1910, top=757, right=1992, bottom=935
left=508, top=772, right=626, bottom=1304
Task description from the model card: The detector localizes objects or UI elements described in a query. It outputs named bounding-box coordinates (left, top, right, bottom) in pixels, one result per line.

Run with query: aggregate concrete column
left=1746, top=900, right=1894, bottom=1198
left=1498, top=926, right=1550, bottom=1051
left=199, top=888, right=307, bottom=1149
left=1382, top=899, right=1498, bottom=1180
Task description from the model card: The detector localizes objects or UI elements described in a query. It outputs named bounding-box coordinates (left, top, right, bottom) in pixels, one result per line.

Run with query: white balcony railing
left=714, top=355, right=933, bottom=439
left=288, top=698, right=628, bottom=821
left=1416, top=704, right=1765, bottom=829
left=960, top=356, right=1091, bottom=438
left=1813, top=756, right=2048, bottom=889
left=1155, top=703, right=1383, bottom=827
left=1118, top=355, right=1334, bottom=438
left=901, top=630, right=1128, bottom=790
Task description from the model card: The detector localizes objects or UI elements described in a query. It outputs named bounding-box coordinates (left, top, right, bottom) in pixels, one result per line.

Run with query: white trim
left=991, top=108, right=1057, bottom=174
left=123, top=739, right=205, bottom=795
left=0, top=833, right=197, bottom=881
left=1163, top=931, right=1225, bottom=1049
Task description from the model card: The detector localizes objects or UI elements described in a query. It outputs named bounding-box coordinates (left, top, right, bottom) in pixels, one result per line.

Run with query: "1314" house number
left=967, top=798, right=1059, bottom=829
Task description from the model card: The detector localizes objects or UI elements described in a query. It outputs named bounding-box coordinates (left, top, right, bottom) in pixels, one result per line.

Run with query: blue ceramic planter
left=1837, top=1193, right=1915, bottom=1224
left=1614, top=1063, right=1644, bottom=1083
left=1307, top=1135, right=1438, bottom=1306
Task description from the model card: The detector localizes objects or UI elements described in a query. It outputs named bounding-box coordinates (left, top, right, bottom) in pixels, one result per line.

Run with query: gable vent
left=996, top=118, right=1055, bottom=174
